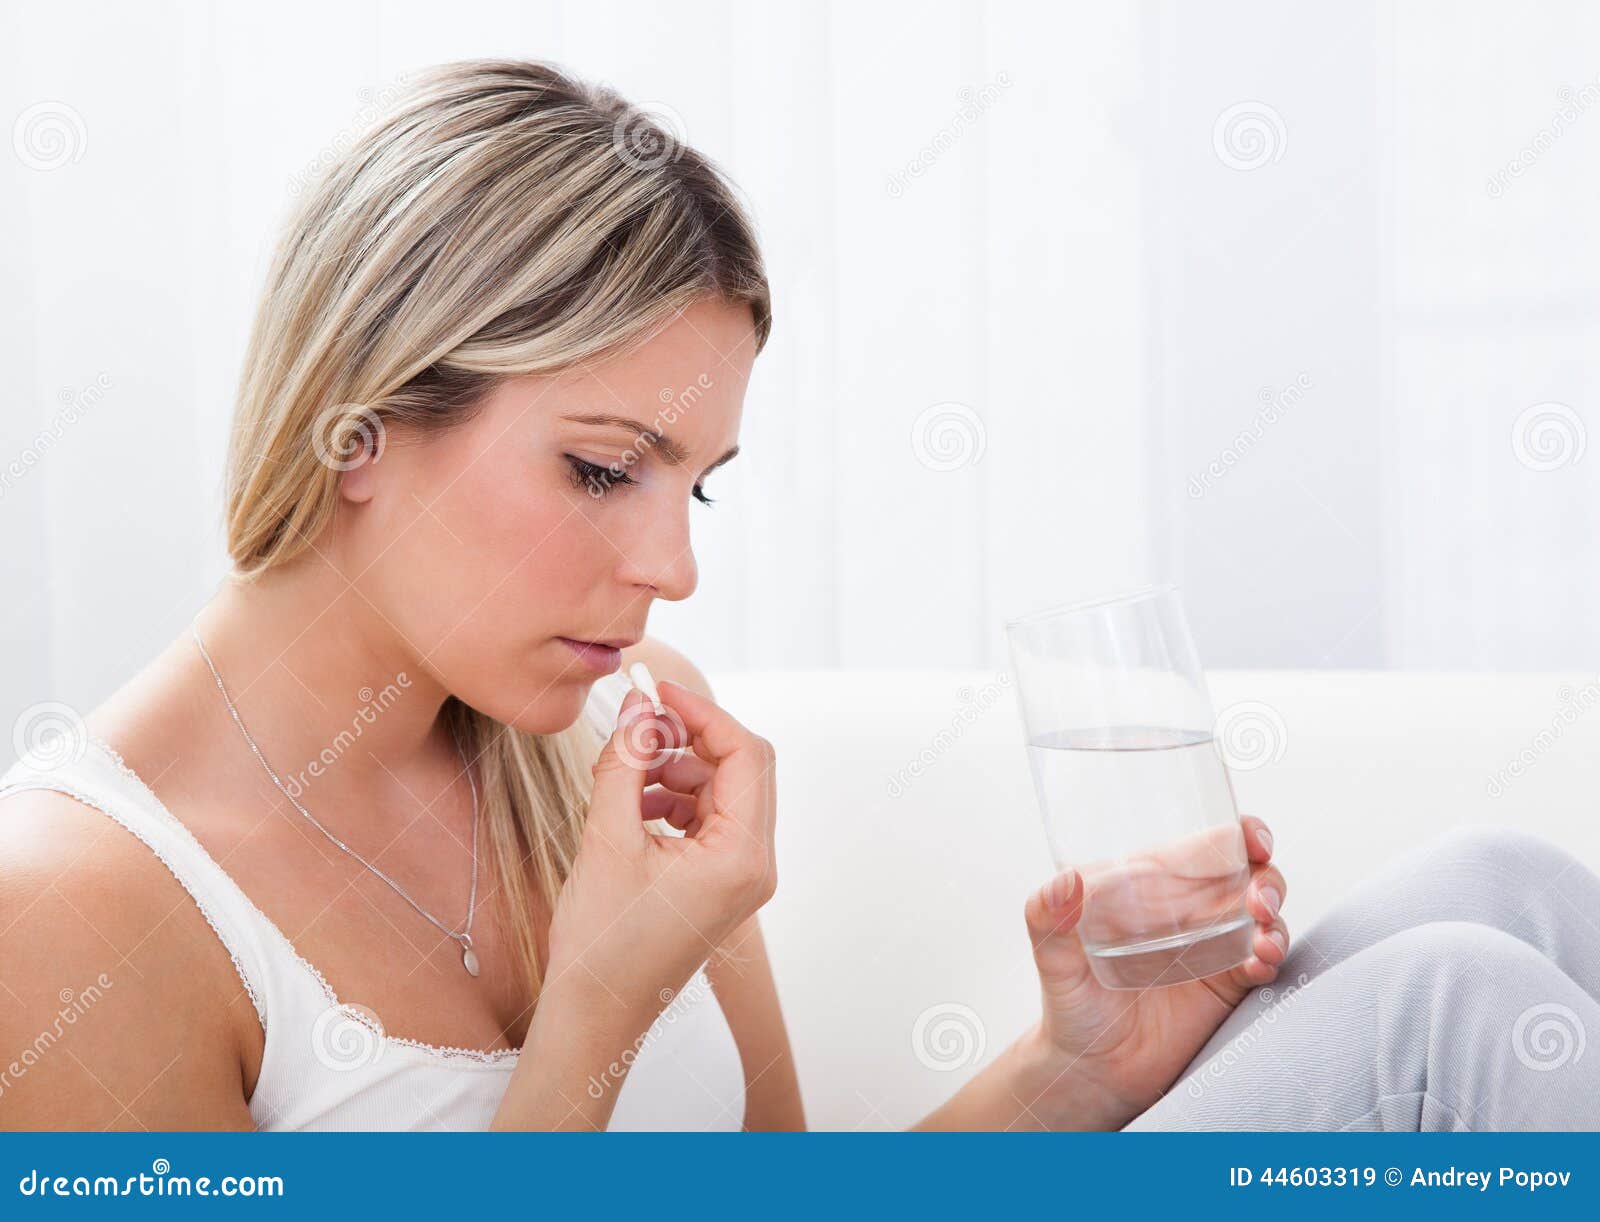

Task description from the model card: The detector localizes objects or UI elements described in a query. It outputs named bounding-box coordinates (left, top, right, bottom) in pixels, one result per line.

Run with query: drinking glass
left=1005, top=584, right=1253, bottom=989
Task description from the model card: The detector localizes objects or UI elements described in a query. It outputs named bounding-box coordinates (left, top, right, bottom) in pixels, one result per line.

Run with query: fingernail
left=615, top=689, right=640, bottom=727
left=1046, top=872, right=1076, bottom=910
left=1266, top=929, right=1287, bottom=956
left=1259, top=885, right=1282, bottom=917
left=1258, top=827, right=1274, bottom=855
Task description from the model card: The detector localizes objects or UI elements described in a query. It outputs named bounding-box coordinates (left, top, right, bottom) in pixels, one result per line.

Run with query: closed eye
left=565, top=455, right=635, bottom=496
left=566, top=454, right=717, bottom=507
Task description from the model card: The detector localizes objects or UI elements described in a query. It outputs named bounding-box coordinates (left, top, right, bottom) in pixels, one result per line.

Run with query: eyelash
left=564, top=455, right=716, bottom=506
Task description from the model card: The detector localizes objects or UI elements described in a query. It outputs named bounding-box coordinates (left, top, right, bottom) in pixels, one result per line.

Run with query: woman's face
left=337, top=296, right=758, bottom=733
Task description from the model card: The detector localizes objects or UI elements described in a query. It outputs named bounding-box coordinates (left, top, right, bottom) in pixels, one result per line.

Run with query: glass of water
left=1005, top=584, right=1253, bottom=990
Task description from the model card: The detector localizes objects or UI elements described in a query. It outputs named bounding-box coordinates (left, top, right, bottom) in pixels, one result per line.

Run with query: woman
left=2, top=59, right=1596, bottom=1132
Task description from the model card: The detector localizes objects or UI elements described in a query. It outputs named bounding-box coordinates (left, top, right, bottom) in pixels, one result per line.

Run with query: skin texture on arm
left=622, top=636, right=806, bottom=1131
left=0, top=790, right=257, bottom=1130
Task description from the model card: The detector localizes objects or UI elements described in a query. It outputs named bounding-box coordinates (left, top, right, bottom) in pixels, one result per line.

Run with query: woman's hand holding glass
left=1019, top=814, right=1290, bottom=1129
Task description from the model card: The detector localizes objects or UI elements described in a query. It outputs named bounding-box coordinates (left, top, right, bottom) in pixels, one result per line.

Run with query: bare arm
left=910, top=1023, right=1116, bottom=1131
left=490, top=973, right=660, bottom=1131
left=0, top=791, right=256, bottom=1130
left=624, top=637, right=806, bottom=1131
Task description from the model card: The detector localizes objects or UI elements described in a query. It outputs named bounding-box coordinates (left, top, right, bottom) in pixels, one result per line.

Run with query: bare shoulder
left=621, top=635, right=713, bottom=698
left=0, top=787, right=255, bottom=1129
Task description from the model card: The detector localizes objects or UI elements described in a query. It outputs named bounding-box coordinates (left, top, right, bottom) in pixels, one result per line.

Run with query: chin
left=496, top=686, right=594, bottom=737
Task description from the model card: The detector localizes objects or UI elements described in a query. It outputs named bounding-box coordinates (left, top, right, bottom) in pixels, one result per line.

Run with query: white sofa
left=707, top=668, right=1600, bottom=1131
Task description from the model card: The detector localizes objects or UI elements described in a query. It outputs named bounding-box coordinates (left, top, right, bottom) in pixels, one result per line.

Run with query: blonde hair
left=223, top=59, right=770, bottom=997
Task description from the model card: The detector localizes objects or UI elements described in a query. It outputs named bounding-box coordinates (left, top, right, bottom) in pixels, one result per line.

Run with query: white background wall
left=5, top=1, right=1599, bottom=747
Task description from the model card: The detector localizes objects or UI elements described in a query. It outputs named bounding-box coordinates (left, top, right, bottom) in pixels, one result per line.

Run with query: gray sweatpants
left=1124, top=826, right=1600, bottom=1131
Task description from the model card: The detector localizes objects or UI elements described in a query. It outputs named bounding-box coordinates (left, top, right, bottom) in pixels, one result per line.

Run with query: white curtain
left=3, top=0, right=1596, bottom=759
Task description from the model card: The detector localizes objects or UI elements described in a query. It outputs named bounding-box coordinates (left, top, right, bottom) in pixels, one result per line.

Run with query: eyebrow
left=559, top=412, right=740, bottom=475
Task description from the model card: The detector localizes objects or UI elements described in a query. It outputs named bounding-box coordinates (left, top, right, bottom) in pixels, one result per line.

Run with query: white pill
left=627, top=661, right=663, bottom=714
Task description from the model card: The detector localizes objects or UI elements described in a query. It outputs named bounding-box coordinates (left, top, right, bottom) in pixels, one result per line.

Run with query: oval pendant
left=462, top=944, right=481, bottom=977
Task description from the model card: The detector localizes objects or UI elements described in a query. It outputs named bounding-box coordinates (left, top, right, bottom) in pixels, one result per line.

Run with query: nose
left=618, top=502, right=699, bottom=602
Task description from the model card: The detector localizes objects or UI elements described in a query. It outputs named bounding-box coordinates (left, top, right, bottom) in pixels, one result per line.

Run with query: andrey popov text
left=1231, top=1166, right=1572, bottom=1192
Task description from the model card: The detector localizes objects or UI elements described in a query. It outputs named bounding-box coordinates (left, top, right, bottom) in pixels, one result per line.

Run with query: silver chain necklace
left=190, top=620, right=484, bottom=977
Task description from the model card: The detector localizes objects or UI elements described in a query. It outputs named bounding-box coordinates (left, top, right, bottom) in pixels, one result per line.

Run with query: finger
left=586, top=689, right=653, bottom=844
left=1253, top=916, right=1290, bottom=966
left=1141, top=822, right=1252, bottom=880
left=640, top=787, right=697, bottom=825
left=1247, top=863, right=1286, bottom=924
left=1241, top=815, right=1274, bottom=863
left=656, top=679, right=761, bottom=766
left=1024, top=869, right=1094, bottom=992
left=641, top=752, right=714, bottom=795
left=657, top=679, right=776, bottom=844
left=1212, top=916, right=1290, bottom=995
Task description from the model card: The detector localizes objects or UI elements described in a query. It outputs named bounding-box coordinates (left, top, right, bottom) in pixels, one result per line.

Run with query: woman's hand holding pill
left=541, top=679, right=779, bottom=1033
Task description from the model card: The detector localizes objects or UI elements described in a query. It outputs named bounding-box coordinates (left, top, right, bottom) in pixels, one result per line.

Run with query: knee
left=1415, top=824, right=1576, bottom=884
left=1368, top=919, right=1545, bottom=985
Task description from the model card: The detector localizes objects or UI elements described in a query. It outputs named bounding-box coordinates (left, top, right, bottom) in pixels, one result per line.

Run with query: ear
left=336, top=428, right=386, bottom=505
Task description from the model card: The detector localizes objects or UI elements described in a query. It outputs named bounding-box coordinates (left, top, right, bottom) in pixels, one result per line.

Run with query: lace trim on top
left=87, top=736, right=520, bottom=1068
left=4, top=757, right=270, bottom=1030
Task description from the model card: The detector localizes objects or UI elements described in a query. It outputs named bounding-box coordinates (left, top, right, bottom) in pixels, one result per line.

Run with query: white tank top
left=0, top=671, right=746, bottom=1131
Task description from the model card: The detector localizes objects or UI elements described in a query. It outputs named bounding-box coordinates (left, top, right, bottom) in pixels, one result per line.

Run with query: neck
left=194, top=557, right=457, bottom=800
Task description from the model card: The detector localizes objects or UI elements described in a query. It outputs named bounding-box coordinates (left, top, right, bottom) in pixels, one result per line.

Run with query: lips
left=557, top=636, right=637, bottom=675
